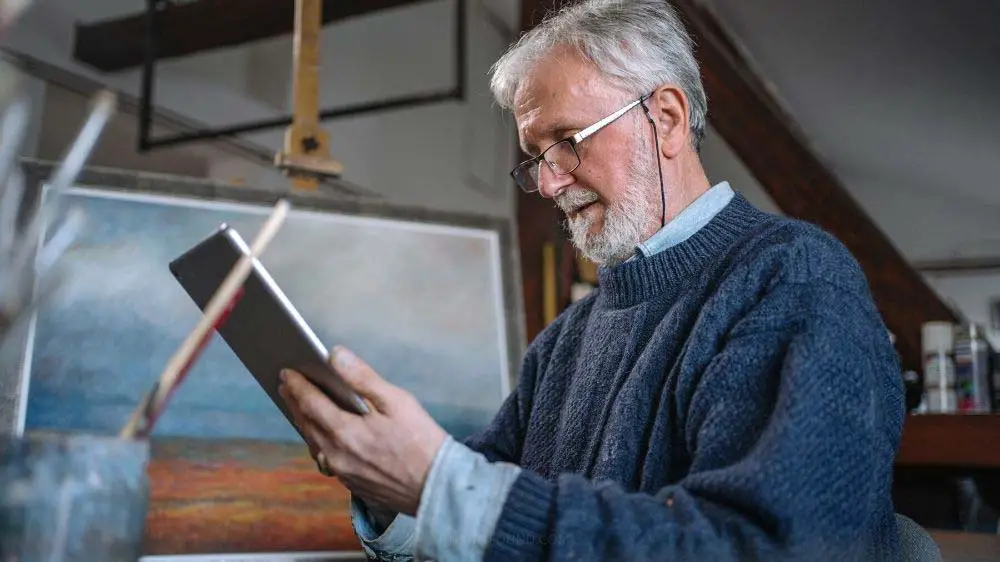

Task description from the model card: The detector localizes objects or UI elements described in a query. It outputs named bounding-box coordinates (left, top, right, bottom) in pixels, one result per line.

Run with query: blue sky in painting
left=24, top=189, right=509, bottom=443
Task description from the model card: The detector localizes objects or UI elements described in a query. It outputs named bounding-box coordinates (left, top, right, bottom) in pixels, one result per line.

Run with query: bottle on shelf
left=921, top=321, right=957, bottom=413
left=992, top=346, right=1000, bottom=413
left=953, top=323, right=993, bottom=413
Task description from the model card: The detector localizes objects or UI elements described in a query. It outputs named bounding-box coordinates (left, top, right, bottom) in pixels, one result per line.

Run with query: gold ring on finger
left=315, top=451, right=334, bottom=477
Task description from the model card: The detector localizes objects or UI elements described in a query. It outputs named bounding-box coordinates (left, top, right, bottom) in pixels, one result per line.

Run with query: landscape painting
left=19, top=182, right=515, bottom=556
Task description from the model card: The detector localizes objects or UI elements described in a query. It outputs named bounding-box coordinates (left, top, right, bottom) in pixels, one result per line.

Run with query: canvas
left=9, top=164, right=522, bottom=557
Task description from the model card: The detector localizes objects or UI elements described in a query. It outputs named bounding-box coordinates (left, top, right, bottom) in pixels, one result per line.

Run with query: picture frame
left=991, top=296, right=1000, bottom=332
left=3, top=159, right=525, bottom=558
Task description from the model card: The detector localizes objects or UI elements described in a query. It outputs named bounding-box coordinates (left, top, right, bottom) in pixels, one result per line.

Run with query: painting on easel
left=11, top=165, right=522, bottom=557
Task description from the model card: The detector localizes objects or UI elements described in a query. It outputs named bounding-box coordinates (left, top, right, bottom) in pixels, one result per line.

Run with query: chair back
left=896, top=513, right=942, bottom=562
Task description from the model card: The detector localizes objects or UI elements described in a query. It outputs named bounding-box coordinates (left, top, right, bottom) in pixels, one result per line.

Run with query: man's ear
left=649, top=85, right=690, bottom=159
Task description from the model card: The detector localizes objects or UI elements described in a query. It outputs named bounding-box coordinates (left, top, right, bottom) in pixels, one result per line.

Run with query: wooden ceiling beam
left=73, top=0, right=434, bottom=73
left=516, top=0, right=958, bottom=370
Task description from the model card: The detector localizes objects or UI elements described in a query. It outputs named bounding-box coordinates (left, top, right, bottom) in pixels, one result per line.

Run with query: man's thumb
left=331, top=346, right=391, bottom=412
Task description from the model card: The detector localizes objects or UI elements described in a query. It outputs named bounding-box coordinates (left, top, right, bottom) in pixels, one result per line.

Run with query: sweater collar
left=633, top=181, right=735, bottom=259
left=597, top=193, right=767, bottom=308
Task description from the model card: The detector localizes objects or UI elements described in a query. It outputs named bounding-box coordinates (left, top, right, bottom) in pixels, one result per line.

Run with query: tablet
left=168, top=224, right=370, bottom=435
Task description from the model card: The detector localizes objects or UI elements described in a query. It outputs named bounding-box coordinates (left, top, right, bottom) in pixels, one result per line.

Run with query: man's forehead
left=514, top=59, right=617, bottom=146
left=514, top=49, right=600, bottom=109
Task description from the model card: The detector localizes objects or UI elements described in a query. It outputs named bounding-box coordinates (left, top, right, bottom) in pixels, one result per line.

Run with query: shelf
left=896, top=414, right=1000, bottom=469
left=928, top=530, right=1000, bottom=562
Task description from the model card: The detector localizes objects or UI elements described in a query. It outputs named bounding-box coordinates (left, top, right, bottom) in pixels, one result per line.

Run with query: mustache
left=555, top=189, right=600, bottom=214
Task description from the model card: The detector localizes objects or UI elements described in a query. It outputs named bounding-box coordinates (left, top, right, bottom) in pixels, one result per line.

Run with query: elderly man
left=277, top=0, right=905, bottom=560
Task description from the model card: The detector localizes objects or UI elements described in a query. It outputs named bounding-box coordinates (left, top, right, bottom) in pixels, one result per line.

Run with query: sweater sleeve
left=482, top=277, right=906, bottom=562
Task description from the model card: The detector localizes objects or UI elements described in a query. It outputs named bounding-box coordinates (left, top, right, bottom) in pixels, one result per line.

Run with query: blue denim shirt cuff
left=351, top=495, right=416, bottom=560
left=413, top=435, right=522, bottom=561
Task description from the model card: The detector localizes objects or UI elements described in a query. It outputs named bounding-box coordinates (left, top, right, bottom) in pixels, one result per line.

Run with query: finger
left=280, top=368, right=319, bottom=404
left=278, top=377, right=308, bottom=429
left=286, top=400, right=338, bottom=474
left=307, top=436, right=339, bottom=478
left=282, top=368, right=370, bottom=462
left=277, top=373, right=312, bottom=431
left=291, top=371, right=361, bottom=437
left=330, top=346, right=394, bottom=413
left=278, top=383, right=322, bottom=458
left=277, top=374, right=302, bottom=410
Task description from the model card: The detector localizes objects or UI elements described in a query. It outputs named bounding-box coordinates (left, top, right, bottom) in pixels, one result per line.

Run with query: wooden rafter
left=73, top=0, right=434, bottom=73
left=516, top=0, right=958, bottom=370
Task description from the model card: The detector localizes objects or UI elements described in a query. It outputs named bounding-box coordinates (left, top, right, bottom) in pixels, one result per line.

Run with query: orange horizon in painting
left=142, top=437, right=363, bottom=555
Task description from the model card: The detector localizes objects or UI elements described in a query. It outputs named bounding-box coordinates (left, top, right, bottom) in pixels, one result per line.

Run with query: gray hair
left=489, top=0, right=708, bottom=151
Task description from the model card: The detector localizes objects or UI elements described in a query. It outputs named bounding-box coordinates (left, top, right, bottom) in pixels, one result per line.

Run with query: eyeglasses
left=510, top=93, right=652, bottom=193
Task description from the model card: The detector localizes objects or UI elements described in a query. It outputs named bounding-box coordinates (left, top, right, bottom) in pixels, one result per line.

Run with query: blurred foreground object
left=0, top=60, right=115, bottom=350
left=0, top=8, right=140, bottom=557
left=0, top=0, right=31, bottom=28
left=0, top=433, right=150, bottom=561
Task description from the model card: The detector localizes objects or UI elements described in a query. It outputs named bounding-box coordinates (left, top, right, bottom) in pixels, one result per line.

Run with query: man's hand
left=278, top=345, right=449, bottom=517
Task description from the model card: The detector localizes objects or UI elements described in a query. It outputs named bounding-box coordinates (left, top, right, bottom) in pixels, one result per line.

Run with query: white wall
left=3, top=0, right=518, bottom=218
left=852, top=176, right=1000, bottom=346
left=923, top=273, right=1000, bottom=348
left=700, top=125, right=781, bottom=214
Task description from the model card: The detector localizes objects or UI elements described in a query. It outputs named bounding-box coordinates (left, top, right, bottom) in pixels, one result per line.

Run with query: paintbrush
left=0, top=90, right=30, bottom=207
left=8, top=90, right=115, bottom=278
left=119, top=199, right=292, bottom=440
left=0, top=89, right=114, bottom=348
left=0, top=0, right=33, bottom=29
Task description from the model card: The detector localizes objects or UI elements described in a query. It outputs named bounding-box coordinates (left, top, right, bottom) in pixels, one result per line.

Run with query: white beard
left=557, top=153, right=659, bottom=267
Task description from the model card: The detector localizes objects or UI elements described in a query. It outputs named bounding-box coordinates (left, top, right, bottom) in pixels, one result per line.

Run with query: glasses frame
left=510, top=92, right=652, bottom=193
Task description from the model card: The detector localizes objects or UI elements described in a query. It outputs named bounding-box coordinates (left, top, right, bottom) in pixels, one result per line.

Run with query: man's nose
left=536, top=162, right=574, bottom=199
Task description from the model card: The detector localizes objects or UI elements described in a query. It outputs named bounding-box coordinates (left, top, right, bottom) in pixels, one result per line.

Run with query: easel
left=273, top=0, right=343, bottom=190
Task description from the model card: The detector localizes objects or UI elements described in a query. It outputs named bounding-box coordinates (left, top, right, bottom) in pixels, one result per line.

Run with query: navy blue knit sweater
left=464, top=194, right=905, bottom=561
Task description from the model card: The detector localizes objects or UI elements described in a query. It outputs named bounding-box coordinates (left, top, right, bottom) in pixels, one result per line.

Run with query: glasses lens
left=510, top=140, right=580, bottom=193
left=545, top=140, right=580, bottom=175
left=512, top=160, right=540, bottom=192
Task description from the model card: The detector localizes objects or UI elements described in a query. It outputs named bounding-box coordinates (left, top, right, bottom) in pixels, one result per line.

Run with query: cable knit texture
left=463, top=193, right=905, bottom=561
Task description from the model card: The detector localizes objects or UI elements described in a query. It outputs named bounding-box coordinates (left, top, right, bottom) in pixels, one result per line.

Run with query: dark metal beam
left=135, top=0, right=466, bottom=152
left=74, top=0, right=436, bottom=73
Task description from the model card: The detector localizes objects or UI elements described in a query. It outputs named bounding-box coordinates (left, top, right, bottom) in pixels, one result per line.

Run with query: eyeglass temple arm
left=571, top=97, right=647, bottom=144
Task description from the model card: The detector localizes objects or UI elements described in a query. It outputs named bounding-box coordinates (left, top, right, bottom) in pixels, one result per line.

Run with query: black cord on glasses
left=639, top=95, right=666, bottom=230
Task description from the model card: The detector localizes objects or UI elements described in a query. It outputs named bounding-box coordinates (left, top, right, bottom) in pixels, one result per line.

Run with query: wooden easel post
left=274, top=0, right=344, bottom=190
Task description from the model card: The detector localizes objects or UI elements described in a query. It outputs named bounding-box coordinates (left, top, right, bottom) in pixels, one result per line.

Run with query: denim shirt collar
left=633, top=181, right=735, bottom=260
